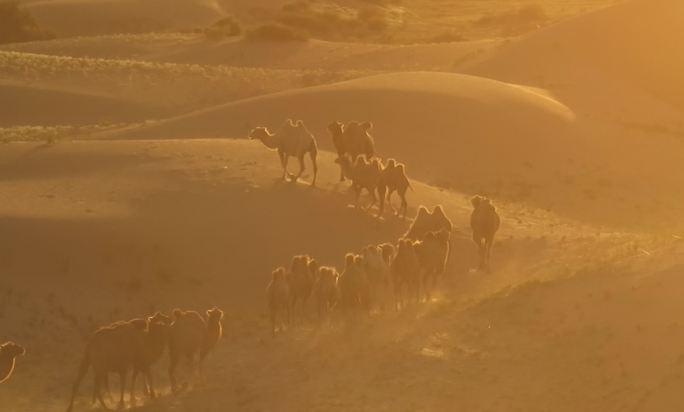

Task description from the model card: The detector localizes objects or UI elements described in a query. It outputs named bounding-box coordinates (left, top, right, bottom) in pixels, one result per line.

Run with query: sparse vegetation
left=473, top=3, right=549, bottom=36
left=0, top=1, right=54, bottom=45
left=428, top=30, right=467, bottom=44
left=204, top=15, right=241, bottom=40
left=245, top=22, right=309, bottom=42
left=0, top=51, right=372, bottom=114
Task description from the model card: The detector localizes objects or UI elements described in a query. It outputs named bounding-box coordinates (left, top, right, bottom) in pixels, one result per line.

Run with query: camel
left=267, top=267, right=290, bottom=336
left=413, top=228, right=451, bottom=301
left=130, top=313, right=173, bottom=404
left=403, top=205, right=453, bottom=241
left=99, top=312, right=173, bottom=405
left=470, top=195, right=501, bottom=272
left=66, top=321, right=144, bottom=412
left=168, top=307, right=223, bottom=394
left=0, top=341, right=25, bottom=384
left=334, top=154, right=386, bottom=217
left=391, top=239, right=421, bottom=310
left=248, top=119, right=318, bottom=185
left=312, top=266, right=341, bottom=322
left=287, top=255, right=317, bottom=325
left=338, top=253, right=370, bottom=318
left=381, top=158, right=413, bottom=220
left=328, top=121, right=377, bottom=182
left=361, top=243, right=394, bottom=311
left=342, top=121, right=377, bottom=159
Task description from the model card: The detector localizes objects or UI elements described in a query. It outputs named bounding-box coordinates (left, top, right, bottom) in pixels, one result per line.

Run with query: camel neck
left=0, top=355, right=16, bottom=383
left=260, top=132, right=280, bottom=150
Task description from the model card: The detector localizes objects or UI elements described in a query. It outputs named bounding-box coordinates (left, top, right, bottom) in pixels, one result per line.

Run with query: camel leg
left=169, top=352, right=180, bottom=395
left=339, top=165, right=345, bottom=182
left=117, top=371, right=127, bottom=411
left=283, top=154, right=295, bottom=180
left=292, top=156, right=305, bottom=183
left=354, top=185, right=362, bottom=210
left=422, top=272, right=431, bottom=302
left=377, top=185, right=386, bottom=218
left=144, top=370, right=156, bottom=399
left=130, top=369, right=139, bottom=406
left=476, top=239, right=485, bottom=270
left=278, top=151, right=287, bottom=179
left=386, top=189, right=396, bottom=213
left=399, top=188, right=408, bottom=220
left=94, top=373, right=111, bottom=412
left=270, top=305, right=276, bottom=337
left=198, top=352, right=208, bottom=388
left=364, top=188, right=377, bottom=213
left=310, top=151, right=318, bottom=186
left=485, top=237, right=493, bottom=273
left=94, top=373, right=112, bottom=405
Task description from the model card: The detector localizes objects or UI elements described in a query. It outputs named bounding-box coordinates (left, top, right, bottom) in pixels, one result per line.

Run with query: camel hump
left=296, top=120, right=304, bottom=127
left=172, top=309, right=184, bottom=320
left=360, top=121, right=373, bottom=130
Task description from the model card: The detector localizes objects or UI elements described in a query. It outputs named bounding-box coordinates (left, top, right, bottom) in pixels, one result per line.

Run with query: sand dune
left=461, top=0, right=684, bottom=127
left=27, top=0, right=222, bottom=38
left=0, top=81, right=170, bottom=127
left=100, top=71, right=578, bottom=178
left=96, top=70, right=684, bottom=230
left=0, top=35, right=500, bottom=72
left=0, top=140, right=678, bottom=412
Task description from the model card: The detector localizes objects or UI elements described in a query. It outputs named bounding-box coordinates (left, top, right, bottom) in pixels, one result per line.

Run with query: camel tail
left=66, top=348, right=91, bottom=412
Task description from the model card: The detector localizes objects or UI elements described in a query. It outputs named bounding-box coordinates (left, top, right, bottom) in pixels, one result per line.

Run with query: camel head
left=149, top=311, right=173, bottom=326
left=147, top=318, right=170, bottom=339
left=307, top=257, right=320, bottom=272
left=380, top=243, right=395, bottom=264
left=327, top=121, right=343, bottom=134
left=206, top=307, right=224, bottom=324
left=470, top=195, right=484, bottom=209
left=344, top=253, right=355, bottom=270
left=1, top=342, right=25, bottom=359
left=248, top=127, right=269, bottom=141
left=272, top=267, right=286, bottom=282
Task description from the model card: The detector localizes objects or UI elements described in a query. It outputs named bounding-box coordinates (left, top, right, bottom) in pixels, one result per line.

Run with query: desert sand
left=1, top=0, right=684, bottom=411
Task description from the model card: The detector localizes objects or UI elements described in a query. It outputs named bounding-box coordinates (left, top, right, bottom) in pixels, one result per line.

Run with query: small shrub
left=366, top=17, right=388, bottom=32
left=429, top=31, right=466, bottom=43
left=357, top=5, right=383, bottom=22
left=360, top=0, right=402, bottom=5
left=204, top=15, right=241, bottom=40
left=282, top=0, right=310, bottom=13
left=245, top=22, right=309, bottom=42
left=0, top=1, right=55, bottom=45
left=474, top=3, right=547, bottom=28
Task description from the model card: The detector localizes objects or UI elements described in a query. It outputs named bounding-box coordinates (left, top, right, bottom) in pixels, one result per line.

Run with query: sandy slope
left=0, top=35, right=500, bottom=72
left=460, top=0, right=684, bottom=128
left=97, top=71, right=684, bottom=230
left=27, top=0, right=223, bottom=38
left=0, top=81, right=171, bottom=127
left=0, top=138, right=680, bottom=412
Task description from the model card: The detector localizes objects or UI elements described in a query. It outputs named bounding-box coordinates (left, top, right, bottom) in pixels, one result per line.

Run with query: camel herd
left=0, top=119, right=502, bottom=412
left=250, top=119, right=502, bottom=335
left=265, top=199, right=499, bottom=336
left=249, top=119, right=413, bottom=219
